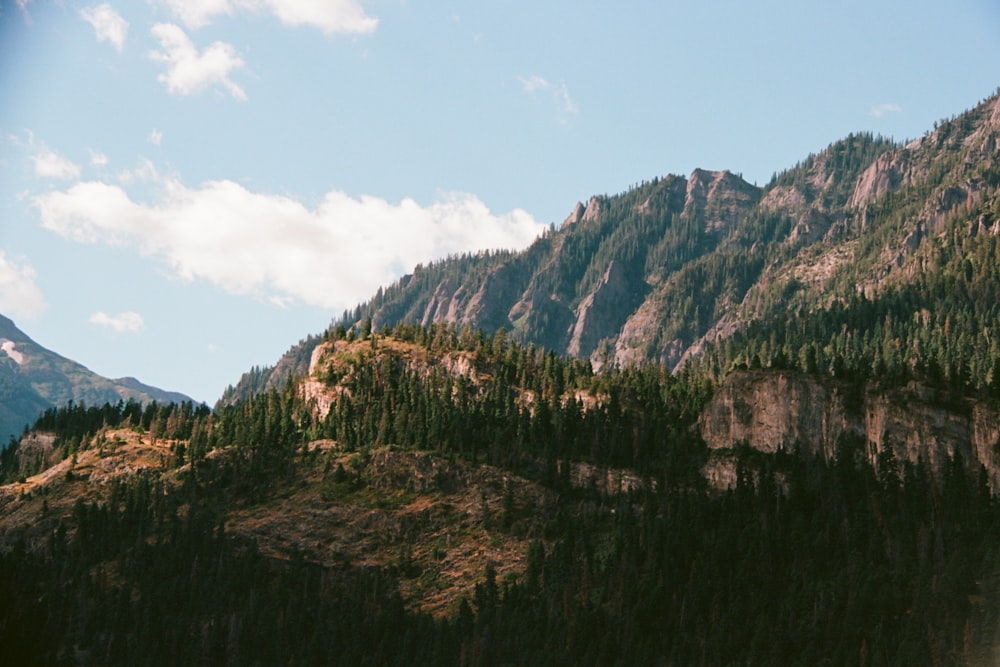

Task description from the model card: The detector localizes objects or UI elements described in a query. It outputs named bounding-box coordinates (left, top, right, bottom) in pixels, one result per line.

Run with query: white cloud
left=80, top=4, right=128, bottom=52
left=117, top=158, right=161, bottom=185
left=519, top=74, right=578, bottom=124
left=518, top=74, right=550, bottom=94
left=870, top=103, right=902, bottom=119
left=89, top=311, right=145, bottom=333
left=32, top=150, right=81, bottom=180
left=34, top=177, right=546, bottom=310
left=259, top=0, right=378, bottom=34
left=0, top=250, right=46, bottom=320
left=149, top=129, right=163, bottom=145
left=148, top=23, right=246, bottom=100
left=90, top=150, right=109, bottom=167
left=162, top=0, right=377, bottom=33
left=162, top=0, right=232, bottom=28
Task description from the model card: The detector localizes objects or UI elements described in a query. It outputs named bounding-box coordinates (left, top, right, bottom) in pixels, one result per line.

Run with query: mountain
left=0, top=313, right=195, bottom=442
left=7, top=90, right=1000, bottom=664
left=300, top=91, right=999, bottom=377
left=226, top=91, right=1000, bottom=409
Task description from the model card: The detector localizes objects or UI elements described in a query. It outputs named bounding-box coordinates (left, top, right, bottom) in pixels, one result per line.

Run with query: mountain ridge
left=226, top=89, right=1000, bottom=406
left=0, top=313, right=196, bottom=442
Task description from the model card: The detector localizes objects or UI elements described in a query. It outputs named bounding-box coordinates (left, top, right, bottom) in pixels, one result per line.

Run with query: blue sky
left=1, top=0, right=998, bottom=403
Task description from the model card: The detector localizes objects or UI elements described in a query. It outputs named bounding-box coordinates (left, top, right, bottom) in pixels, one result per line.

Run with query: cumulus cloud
left=89, top=311, right=145, bottom=333
left=80, top=4, right=128, bottom=52
left=32, top=150, right=81, bottom=180
left=90, top=150, right=109, bottom=167
left=869, top=103, right=902, bottom=119
left=519, top=74, right=578, bottom=124
left=0, top=250, right=46, bottom=320
left=162, top=0, right=377, bottom=34
left=148, top=23, right=246, bottom=99
left=34, top=178, right=546, bottom=310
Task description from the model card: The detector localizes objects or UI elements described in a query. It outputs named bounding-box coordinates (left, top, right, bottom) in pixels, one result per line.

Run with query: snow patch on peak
left=1, top=339, right=25, bottom=365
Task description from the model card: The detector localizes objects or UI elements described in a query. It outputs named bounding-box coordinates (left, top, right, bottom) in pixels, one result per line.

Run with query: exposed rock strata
left=700, top=370, right=1000, bottom=490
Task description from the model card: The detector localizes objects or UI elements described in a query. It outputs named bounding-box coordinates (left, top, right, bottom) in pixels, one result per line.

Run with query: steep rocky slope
left=233, top=90, right=999, bottom=402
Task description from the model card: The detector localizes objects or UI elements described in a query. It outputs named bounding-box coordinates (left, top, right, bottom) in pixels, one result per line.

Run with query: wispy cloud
left=148, top=23, right=246, bottom=100
left=869, top=103, right=902, bottom=119
left=162, top=0, right=378, bottom=34
left=34, top=175, right=546, bottom=310
left=89, top=150, right=109, bottom=167
left=518, top=74, right=550, bottom=94
left=0, top=250, right=46, bottom=320
left=80, top=4, right=128, bottom=52
left=117, top=158, right=160, bottom=185
left=89, top=311, right=145, bottom=333
left=518, top=74, right=578, bottom=124
left=149, top=129, right=163, bottom=146
left=32, top=150, right=81, bottom=180
left=16, top=0, right=35, bottom=20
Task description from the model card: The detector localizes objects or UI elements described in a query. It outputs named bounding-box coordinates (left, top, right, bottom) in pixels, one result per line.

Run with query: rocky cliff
left=700, top=370, right=1000, bottom=490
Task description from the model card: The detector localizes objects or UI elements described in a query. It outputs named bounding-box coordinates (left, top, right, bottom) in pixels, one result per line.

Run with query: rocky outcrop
left=420, top=278, right=467, bottom=327
left=786, top=207, right=832, bottom=246
left=700, top=371, right=859, bottom=459
left=581, top=196, right=602, bottom=222
left=684, top=169, right=762, bottom=234
left=566, top=261, right=642, bottom=359
left=759, top=184, right=808, bottom=217
left=848, top=149, right=927, bottom=210
left=700, top=370, right=1000, bottom=490
left=610, top=296, right=664, bottom=369
left=563, top=201, right=586, bottom=227
left=463, top=263, right=531, bottom=332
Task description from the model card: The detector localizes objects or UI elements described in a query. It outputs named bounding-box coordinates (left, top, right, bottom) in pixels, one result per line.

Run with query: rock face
left=684, top=169, right=763, bottom=234
left=700, top=370, right=1000, bottom=490
left=563, top=201, right=586, bottom=227
left=463, top=263, right=532, bottom=333
left=581, top=196, right=602, bottom=222
left=700, top=371, right=858, bottom=459
left=566, top=261, right=642, bottom=359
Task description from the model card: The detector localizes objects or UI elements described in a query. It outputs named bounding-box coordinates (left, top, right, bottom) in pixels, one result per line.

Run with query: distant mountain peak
left=0, top=314, right=196, bottom=442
